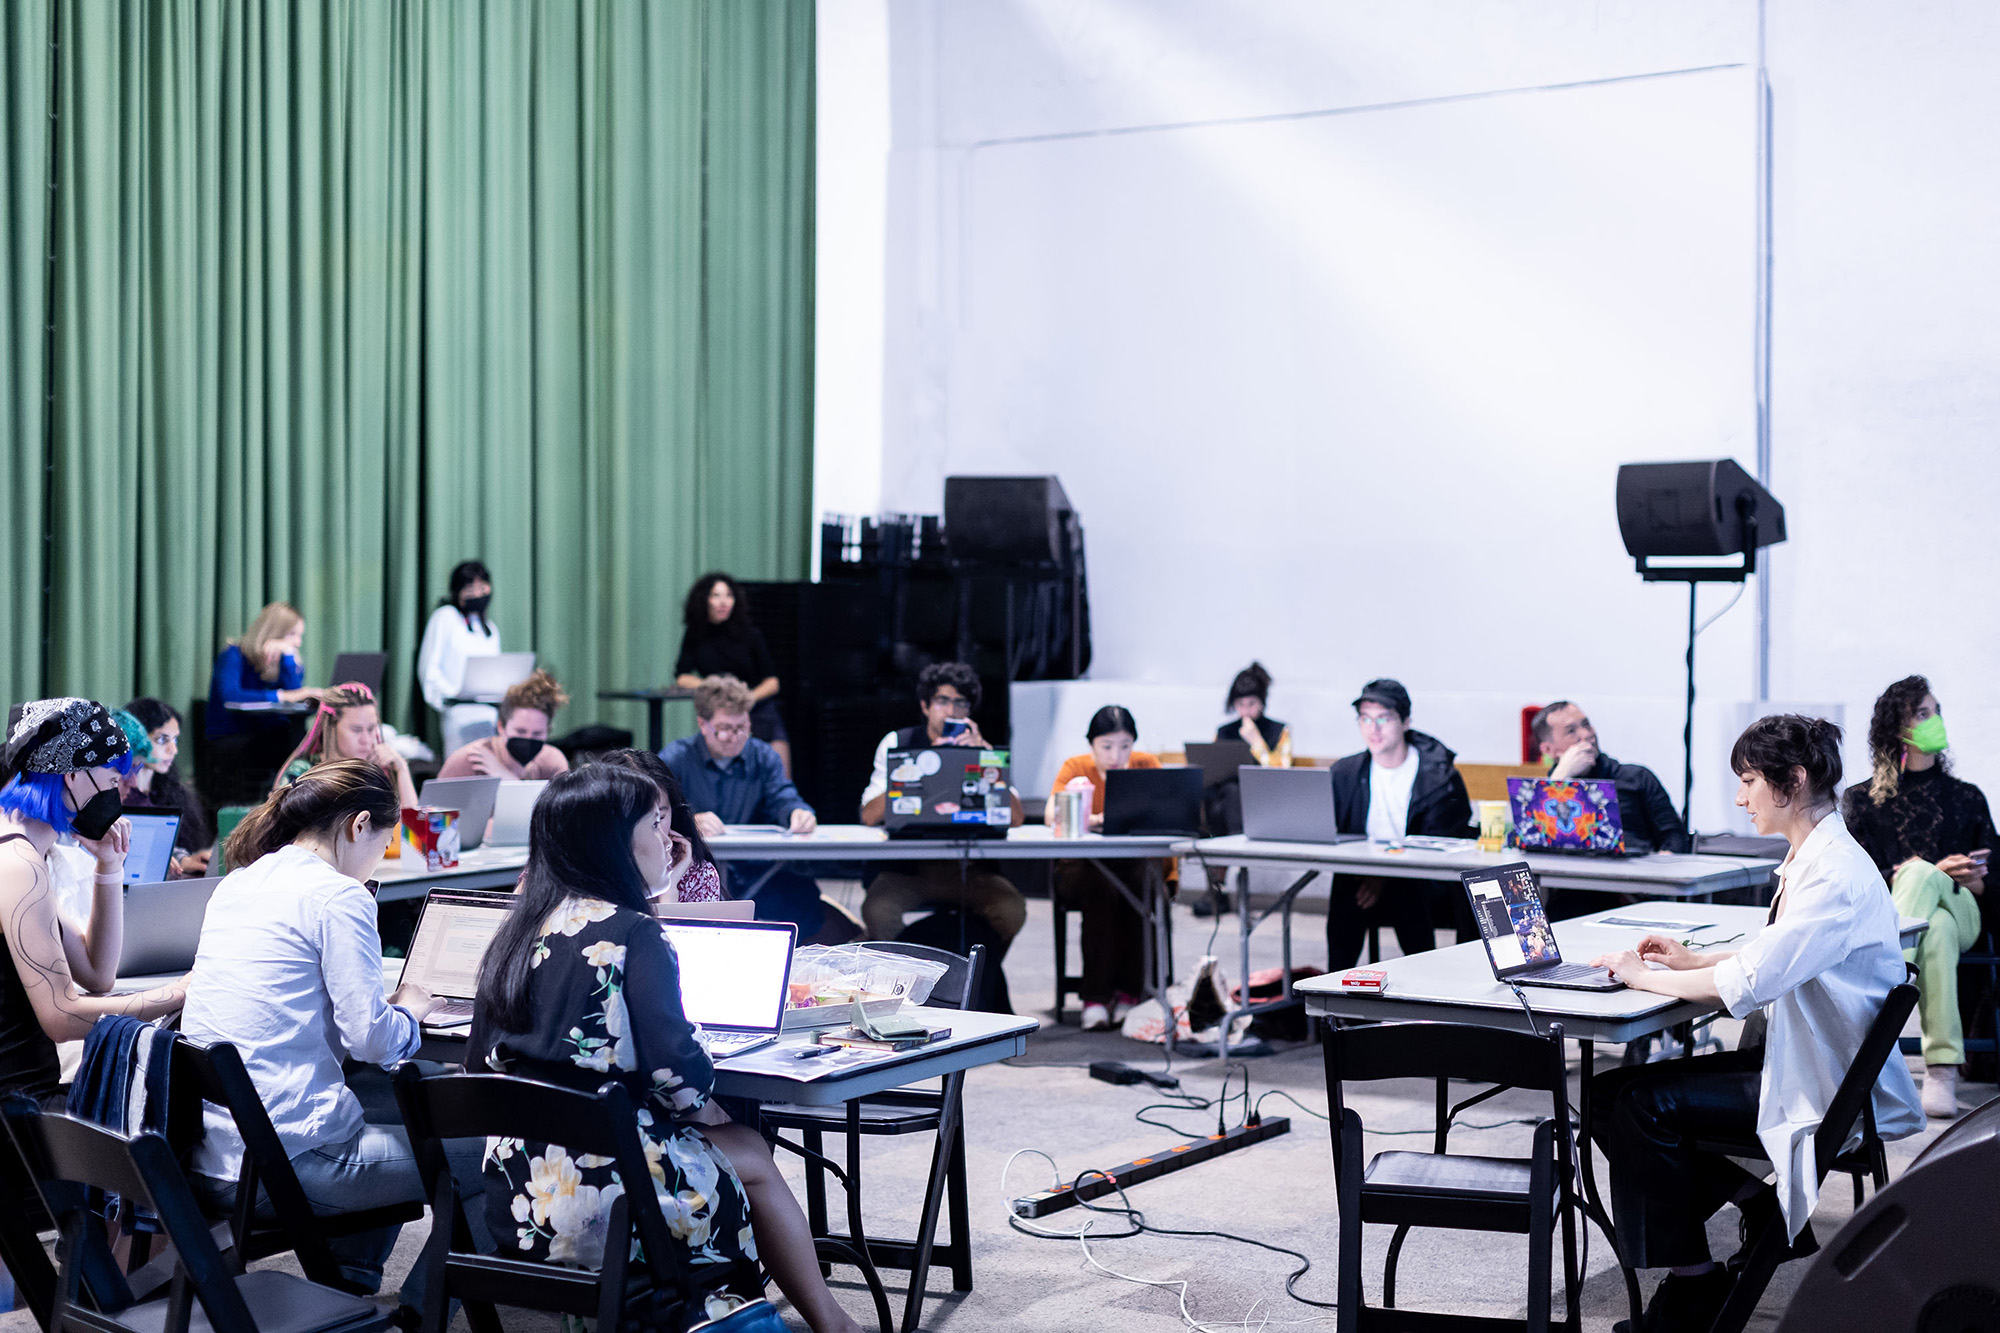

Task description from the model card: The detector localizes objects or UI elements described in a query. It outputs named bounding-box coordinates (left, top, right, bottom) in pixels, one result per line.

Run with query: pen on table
left=793, top=1046, right=836, bottom=1061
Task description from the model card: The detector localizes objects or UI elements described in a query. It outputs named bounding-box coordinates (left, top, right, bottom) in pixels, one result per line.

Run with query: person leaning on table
left=1585, top=714, right=1922, bottom=1333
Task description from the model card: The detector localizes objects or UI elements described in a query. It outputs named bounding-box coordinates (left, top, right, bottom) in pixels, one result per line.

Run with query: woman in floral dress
left=468, top=766, right=861, bottom=1333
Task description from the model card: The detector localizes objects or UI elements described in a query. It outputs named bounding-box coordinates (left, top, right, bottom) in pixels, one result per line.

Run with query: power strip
left=1009, top=1117, right=1292, bottom=1218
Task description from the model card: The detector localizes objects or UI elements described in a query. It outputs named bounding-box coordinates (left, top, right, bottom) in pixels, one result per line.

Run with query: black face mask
left=505, top=737, right=545, bottom=768
left=460, top=594, right=491, bottom=618
left=70, top=785, right=123, bottom=841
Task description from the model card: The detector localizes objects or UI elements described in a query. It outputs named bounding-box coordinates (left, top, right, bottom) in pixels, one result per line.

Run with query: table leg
left=1577, top=1039, right=1646, bottom=1329
left=647, top=699, right=665, bottom=753
left=1089, top=857, right=1175, bottom=1053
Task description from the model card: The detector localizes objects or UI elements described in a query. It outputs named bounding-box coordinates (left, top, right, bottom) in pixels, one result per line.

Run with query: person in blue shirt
left=205, top=603, right=326, bottom=802
left=659, top=676, right=858, bottom=944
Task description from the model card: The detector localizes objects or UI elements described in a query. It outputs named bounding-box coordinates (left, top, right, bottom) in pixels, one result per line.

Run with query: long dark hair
left=475, top=766, right=659, bottom=1034
left=226, top=760, right=400, bottom=869
left=122, top=697, right=210, bottom=851
left=681, top=571, right=753, bottom=641
left=1865, top=674, right=1942, bottom=804
left=443, top=559, right=493, bottom=634
left=593, top=748, right=715, bottom=867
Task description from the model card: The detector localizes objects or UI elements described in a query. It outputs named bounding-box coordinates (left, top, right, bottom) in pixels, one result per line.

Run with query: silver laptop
left=488, top=780, right=548, bottom=847
left=457, top=652, right=536, bottom=703
left=1239, top=767, right=1362, bottom=844
left=398, top=888, right=517, bottom=1026
left=419, top=776, right=504, bottom=851
left=659, top=919, right=797, bottom=1058
left=117, top=811, right=182, bottom=884
left=655, top=899, right=756, bottom=921
left=118, top=877, right=219, bottom=976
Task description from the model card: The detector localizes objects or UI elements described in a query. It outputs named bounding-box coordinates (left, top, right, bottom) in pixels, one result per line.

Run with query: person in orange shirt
left=1048, top=706, right=1173, bottom=1030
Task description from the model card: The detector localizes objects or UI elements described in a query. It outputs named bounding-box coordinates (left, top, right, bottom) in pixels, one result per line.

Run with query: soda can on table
left=1051, top=787, right=1089, bottom=840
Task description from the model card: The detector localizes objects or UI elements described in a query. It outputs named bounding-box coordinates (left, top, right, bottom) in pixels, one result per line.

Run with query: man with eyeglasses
left=1324, top=678, right=1475, bottom=970
left=662, top=675, right=860, bottom=943
left=858, top=662, right=1027, bottom=948
left=1531, top=701, right=1688, bottom=856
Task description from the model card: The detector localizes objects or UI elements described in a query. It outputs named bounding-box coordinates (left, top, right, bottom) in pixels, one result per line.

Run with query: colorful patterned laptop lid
left=1506, top=777, right=1626, bottom=854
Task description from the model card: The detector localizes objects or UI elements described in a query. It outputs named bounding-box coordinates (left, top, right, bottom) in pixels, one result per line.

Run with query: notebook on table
left=658, top=918, right=797, bottom=1058
left=397, top=888, right=517, bottom=1026
left=1461, top=862, right=1621, bottom=992
left=1506, top=777, right=1631, bottom=856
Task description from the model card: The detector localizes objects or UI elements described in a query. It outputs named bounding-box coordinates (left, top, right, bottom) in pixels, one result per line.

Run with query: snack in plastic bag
left=785, top=943, right=951, bottom=1010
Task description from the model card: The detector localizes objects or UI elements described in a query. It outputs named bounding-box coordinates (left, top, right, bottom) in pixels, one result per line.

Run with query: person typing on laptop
left=1325, top=680, right=1474, bottom=969
left=1583, top=717, right=1922, bottom=1333
left=1532, top=701, right=1689, bottom=855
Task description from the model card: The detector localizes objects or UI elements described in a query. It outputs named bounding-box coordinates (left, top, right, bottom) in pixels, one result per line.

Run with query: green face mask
left=1906, top=713, right=1949, bottom=755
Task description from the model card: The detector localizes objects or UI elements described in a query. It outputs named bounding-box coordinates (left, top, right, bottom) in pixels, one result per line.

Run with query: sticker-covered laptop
left=1507, top=777, right=1628, bottom=855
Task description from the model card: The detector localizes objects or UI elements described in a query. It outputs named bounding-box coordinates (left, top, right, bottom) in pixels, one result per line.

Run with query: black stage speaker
left=1774, top=1094, right=2000, bottom=1332
left=944, top=475, right=1074, bottom=566
left=1615, top=458, right=1786, bottom=559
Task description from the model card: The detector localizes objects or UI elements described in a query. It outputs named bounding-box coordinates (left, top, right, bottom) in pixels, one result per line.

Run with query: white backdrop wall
left=816, top=0, right=2000, bottom=831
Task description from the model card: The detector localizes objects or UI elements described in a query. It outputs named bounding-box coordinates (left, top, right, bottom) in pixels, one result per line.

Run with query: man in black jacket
left=1530, top=701, right=1689, bottom=855
left=1326, top=679, right=1475, bottom=970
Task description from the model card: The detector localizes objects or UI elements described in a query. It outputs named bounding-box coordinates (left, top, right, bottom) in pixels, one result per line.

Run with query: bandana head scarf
left=2, top=698, right=130, bottom=783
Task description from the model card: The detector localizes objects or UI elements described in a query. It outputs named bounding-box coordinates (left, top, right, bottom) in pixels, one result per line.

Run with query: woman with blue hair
left=0, top=698, right=189, bottom=1108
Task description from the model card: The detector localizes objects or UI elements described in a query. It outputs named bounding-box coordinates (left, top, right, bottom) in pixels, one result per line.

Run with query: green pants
left=1892, top=860, right=1982, bottom=1066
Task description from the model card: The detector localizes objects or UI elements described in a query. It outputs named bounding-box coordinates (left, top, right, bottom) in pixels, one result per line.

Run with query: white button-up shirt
left=1713, top=810, right=1923, bottom=1236
left=416, top=603, right=500, bottom=712
left=181, top=844, right=420, bottom=1178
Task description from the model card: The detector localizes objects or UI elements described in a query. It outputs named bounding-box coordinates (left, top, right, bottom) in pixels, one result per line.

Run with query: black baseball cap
left=1352, top=678, right=1411, bottom=721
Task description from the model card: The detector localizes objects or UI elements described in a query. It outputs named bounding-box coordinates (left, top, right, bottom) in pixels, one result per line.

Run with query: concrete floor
left=5, top=888, right=1975, bottom=1333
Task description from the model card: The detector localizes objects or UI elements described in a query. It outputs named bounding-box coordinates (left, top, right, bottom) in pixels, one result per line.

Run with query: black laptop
left=329, top=651, right=388, bottom=697
left=1461, top=862, right=1621, bottom=992
left=1102, top=767, right=1204, bottom=836
left=884, top=746, right=1012, bottom=840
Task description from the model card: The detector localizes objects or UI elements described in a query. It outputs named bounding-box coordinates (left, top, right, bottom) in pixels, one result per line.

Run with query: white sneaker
left=1922, top=1063, right=1959, bottom=1119
left=1080, top=1003, right=1112, bottom=1031
left=1110, top=998, right=1133, bottom=1024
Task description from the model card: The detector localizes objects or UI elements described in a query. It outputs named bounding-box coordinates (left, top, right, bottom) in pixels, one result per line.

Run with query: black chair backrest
left=2, top=1099, right=257, bottom=1333
left=1813, top=983, right=1919, bottom=1181
left=866, top=940, right=985, bottom=1011
left=1325, top=1020, right=1571, bottom=1161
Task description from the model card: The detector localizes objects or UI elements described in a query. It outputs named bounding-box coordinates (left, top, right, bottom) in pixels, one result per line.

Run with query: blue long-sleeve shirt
left=206, top=644, right=304, bottom=736
left=659, top=734, right=812, bottom=826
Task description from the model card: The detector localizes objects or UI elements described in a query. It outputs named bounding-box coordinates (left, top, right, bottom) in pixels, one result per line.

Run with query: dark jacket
left=1216, top=715, right=1287, bottom=751
left=1329, top=730, right=1474, bottom=840
left=1569, top=752, right=1689, bottom=854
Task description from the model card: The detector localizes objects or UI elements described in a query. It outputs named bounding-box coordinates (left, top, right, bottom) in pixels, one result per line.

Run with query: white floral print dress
left=467, top=896, right=757, bottom=1289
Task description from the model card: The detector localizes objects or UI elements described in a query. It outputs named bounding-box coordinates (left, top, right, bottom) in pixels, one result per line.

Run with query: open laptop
left=457, top=652, right=536, bottom=703
left=1461, top=863, right=1620, bottom=991
left=655, top=899, right=757, bottom=921
left=1183, top=740, right=1257, bottom=787
left=1102, top=767, right=1204, bottom=836
left=1507, top=777, right=1629, bottom=855
left=398, top=888, right=517, bottom=1026
left=117, top=811, right=181, bottom=884
left=117, top=877, right=220, bottom=976
left=487, top=780, right=548, bottom=847
left=328, top=651, right=388, bottom=697
left=419, top=776, right=504, bottom=851
left=884, top=747, right=1012, bottom=840
left=1239, top=767, right=1363, bottom=845
left=658, top=919, right=797, bottom=1058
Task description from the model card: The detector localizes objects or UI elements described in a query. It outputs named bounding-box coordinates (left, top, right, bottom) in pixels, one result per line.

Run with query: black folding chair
left=759, top=941, right=984, bottom=1333
left=391, top=1065, right=763, bottom=1333
left=164, top=1037, right=424, bottom=1292
left=1323, top=1019, right=1581, bottom=1333
left=1697, top=982, right=1918, bottom=1333
left=0, top=1097, right=389, bottom=1333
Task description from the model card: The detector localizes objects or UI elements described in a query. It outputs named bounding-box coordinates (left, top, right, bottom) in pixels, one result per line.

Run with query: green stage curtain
left=0, top=0, right=814, bottom=769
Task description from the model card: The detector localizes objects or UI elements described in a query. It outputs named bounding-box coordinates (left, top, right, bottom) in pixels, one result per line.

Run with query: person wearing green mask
left=1841, top=675, right=1996, bottom=1119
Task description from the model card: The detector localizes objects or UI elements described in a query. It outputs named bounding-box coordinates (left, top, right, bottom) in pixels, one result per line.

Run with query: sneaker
left=1110, top=994, right=1138, bottom=1024
left=1080, top=1003, right=1112, bottom=1031
left=1612, top=1267, right=1733, bottom=1333
left=1923, top=1063, right=1960, bottom=1118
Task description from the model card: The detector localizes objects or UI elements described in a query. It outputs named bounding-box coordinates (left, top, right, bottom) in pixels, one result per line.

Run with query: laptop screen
left=402, top=889, right=515, bottom=1000
left=119, top=812, right=180, bottom=885
left=660, top=921, right=795, bottom=1033
left=1462, top=863, right=1564, bottom=979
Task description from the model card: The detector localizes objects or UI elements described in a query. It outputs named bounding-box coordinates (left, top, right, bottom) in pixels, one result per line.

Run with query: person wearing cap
left=0, top=699, right=190, bottom=1109
left=1532, top=701, right=1689, bottom=855
left=1325, top=679, right=1475, bottom=970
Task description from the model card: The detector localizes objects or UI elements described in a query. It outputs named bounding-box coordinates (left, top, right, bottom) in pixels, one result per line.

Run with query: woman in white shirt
left=180, top=760, right=446, bottom=1298
left=1587, top=715, right=1923, bottom=1333
left=416, top=559, right=500, bottom=755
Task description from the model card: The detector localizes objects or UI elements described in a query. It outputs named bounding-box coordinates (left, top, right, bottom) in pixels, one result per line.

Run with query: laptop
left=328, top=651, right=388, bottom=697
left=1239, top=767, right=1364, bottom=845
left=1461, top=863, right=1621, bottom=991
left=117, top=877, right=219, bottom=976
left=457, top=652, right=536, bottom=703
left=1102, top=767, right=1204, bottom=836
left=117, top=810, right=182, bottom=884
left=488, top=780, right=548, bottom=847
left=655, top=899, right=757, bottom=921
left=1183, top=740, right=1257, bottom=787
left=1507, top=777, right=1629, bottom=856
left=398, top=888, right=517, bottom=1026
left=884, top=747, right=1013, bottom=840
left=658, top=919, right=797, bottom=1058
left=418, top=776, right=504, bottom=851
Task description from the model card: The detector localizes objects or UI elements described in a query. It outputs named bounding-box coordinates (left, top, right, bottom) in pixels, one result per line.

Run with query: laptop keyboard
left=1525, top=963, right=1612, bottom=985
left=427, top=997, right=476, bottom=1023
left=700, top=1031, right=776, bottom=1058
